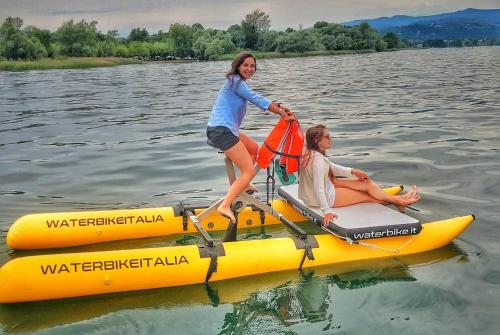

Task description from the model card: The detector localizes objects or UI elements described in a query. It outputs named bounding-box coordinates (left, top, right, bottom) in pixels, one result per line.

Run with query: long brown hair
left=300, top=124, right=327, bottom=169
left=226, top=51, right=257, bottom=80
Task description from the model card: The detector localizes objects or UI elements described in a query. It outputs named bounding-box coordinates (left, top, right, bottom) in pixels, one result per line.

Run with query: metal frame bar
left=193, top=157, right=306, bottom=240
left=178, top=154, right=314, bottom=267
left=185, top=209, right=214, bottom=247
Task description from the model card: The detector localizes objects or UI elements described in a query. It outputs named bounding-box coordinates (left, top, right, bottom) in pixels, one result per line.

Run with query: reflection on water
left=0, top=47, right=499, bottom=334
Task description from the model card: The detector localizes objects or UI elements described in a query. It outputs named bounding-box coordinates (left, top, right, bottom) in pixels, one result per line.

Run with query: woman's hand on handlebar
left=283, top=111, right=296, bottom=121
left=281, top=107, right=296, bottom=121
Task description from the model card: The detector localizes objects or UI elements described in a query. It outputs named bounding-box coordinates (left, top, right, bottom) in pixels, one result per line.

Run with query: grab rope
left=264, top=120, right=301, bottom=204
left=321, top=226, right=421, bottom=254
left=263, top=142, right=301, bottom=161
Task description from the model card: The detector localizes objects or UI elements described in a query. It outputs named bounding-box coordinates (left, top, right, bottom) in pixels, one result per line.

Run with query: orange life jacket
left=256, top=118, right=304, bottom=173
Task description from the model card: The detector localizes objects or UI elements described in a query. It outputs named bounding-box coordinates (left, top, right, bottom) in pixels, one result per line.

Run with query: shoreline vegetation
left=217, top=48, right=383, bottom=60
left=1, top=9, right=496, bottom=72
left=0, top=57, right=141, bottom=71
left=0, top=49, right=386, bottom=71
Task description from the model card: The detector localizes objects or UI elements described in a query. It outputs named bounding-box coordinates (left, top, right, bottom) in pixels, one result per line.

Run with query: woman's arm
left=268, top=102, right=295, bottom=120
left=330, top=162, right=369, bottom=181
left=232, top=78, right=270, bottom=110
left=313, top=154, right=337, bottom=216
left=329, top=161, right=353, bottom=178
left=233, top=78, right=295, bottom=119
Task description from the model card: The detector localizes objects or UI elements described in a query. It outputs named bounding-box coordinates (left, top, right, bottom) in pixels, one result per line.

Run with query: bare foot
left=401, top=185, right=418, bottom=200
left=217, top=205, right=236, bottom=223
left=395, top=193, right=420, bottom=211
left=409, top=185, right=418, bottom=197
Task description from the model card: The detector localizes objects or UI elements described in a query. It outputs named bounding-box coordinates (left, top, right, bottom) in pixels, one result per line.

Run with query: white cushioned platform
left=278, top=184, right=421, bottom=240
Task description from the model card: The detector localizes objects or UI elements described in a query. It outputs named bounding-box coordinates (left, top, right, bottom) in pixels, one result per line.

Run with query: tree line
left=1, top=9, right=410, bottom=61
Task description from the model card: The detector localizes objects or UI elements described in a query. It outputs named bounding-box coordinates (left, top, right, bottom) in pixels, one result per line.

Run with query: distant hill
left=343, top=8, right=500, bottom=40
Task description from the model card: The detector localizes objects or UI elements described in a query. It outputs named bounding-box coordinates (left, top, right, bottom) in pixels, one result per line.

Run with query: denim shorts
left=206, top=126, right=239, bottom=151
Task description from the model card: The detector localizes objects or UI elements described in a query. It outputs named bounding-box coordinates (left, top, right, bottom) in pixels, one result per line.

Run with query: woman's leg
left=333, top=179, right=419, bottom=208
left=239, top=132, right=259, bottom=162
left=217, top=141, right=256, bottom=222
left=238, top=132, right=259, bottom=192
left=333, top=187, right=386, bottom=207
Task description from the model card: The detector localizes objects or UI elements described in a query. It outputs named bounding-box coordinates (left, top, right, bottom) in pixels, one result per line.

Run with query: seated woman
left=298, top=124, right=420, bottom=226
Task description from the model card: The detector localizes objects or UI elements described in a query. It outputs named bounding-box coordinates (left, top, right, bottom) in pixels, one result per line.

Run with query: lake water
left=0, top=47, right=499, bottom=334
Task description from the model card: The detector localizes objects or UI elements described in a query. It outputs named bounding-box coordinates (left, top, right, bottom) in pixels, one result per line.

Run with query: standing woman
left=207, top=51, right=294, bottom=223
left=299, top=124, right=420, bottom=226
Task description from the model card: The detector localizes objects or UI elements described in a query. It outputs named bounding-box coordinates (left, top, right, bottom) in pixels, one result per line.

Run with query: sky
left=1, top=0, right=499, bottom=35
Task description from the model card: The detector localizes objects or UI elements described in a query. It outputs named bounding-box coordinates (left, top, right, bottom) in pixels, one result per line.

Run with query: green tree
left=54, top=19, right=99, bottom=56
left=205, top=39, right=225, bottom=60
left=115, top=44, right=130, bottom=57
left=358, top=22, right=376, bottom=38
left=241, top=9, right=270, bottom=50
left=365, top=31, right=381, bottom=50
left=0, top=17, right=23, bottom=36
left=374, top=38, right=387, bottom=51
left=104, top=30, right=120, bottom=41
left=257, top=30, right=280, bottom=51
left=127, top=28, right=149, bottom=42
left=193, top=30, right=236, bottom=60
left=192, top=35, right=210, bottom=59
left=321, top=34, right=337, bottom=50
left=169, top=23, right=193, bottom=57
left=313, top=21, right=329, bottom=30
left=25, top=26, right=51, bottom=49
left=150, top=41, right=175, bottom=57
left=344, top=27, right=360, bottom=49
left=276, top=30, right=318, bottom=53
left=190, top=24, right=206, bottom=47
left=47, top=42, right=61, bottom=57
left=4, top=33, right=47, bottom=59
left=1, top=17, right=22, bottom=59
left=340, top=23, right=385, bottom=51
left=150, top=30, right=169, bottom=42
left=227, top=24, right=245, bottom=49
left=128, top=41, right=150, bottom=57
left=334, top=34, right=353, bottom=50
left=318, top=23, right=345, bottom=37
left=191, top=23, right=204, bottom=32
left=383, top=32, right=400, bottom=49
left=0, top=17, right=47, bottom=59
left=96, top=40, right=116, bottom=56
left=217, top=32, right=237, bottom=54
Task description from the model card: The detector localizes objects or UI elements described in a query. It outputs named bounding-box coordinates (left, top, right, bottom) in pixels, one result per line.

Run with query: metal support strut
left=178, top=155, right=318, bottom=281
left=179, top=205, right=214, bottom=248
left=180, top=206, right=224, bottom=282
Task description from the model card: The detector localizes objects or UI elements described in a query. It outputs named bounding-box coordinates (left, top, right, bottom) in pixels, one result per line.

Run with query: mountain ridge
left=342, top=8, right=500, bottom=40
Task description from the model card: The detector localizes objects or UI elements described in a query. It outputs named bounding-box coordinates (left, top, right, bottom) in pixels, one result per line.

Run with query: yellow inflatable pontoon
left=1, top=181, right=475, bottom=303
left=0, top=213, right=473, bottom=303
left=7, top=187, right=403, bottom=250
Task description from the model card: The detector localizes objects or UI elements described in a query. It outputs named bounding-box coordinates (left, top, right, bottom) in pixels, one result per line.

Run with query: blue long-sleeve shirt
left=208, top=75, right=271, bottom=136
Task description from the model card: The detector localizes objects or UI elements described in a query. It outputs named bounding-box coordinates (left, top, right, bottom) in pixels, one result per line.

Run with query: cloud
left=49, top=8, right=120, bottom=15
